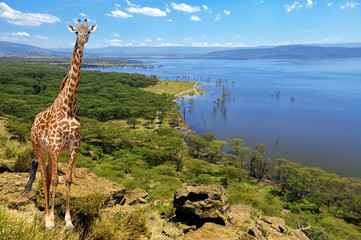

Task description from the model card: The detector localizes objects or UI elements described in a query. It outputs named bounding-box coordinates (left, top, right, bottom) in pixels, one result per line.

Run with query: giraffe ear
left=89, top=24, right=97, bottom=33
left=67, top=25, right=77, bottom=33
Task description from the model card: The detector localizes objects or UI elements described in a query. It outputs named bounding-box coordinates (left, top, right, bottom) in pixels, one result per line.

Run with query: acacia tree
left=127, top=117, right=141, bottom=129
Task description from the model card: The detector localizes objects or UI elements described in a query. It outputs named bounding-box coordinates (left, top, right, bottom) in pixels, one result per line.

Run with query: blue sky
left=0, top=0, right=360, bottom=48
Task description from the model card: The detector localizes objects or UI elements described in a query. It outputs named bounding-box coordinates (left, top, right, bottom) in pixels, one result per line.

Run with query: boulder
left=185, top=222, right=241, bottom=240
left=122, top=188, right=148, bottom=205
left=174, top=184, right=229, bottom=227
left=229, top=205, right=309, bottom=240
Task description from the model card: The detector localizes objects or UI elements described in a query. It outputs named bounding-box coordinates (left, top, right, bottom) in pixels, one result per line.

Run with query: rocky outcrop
left=0, top=162, right=126, bottom=213
left=174, top=184, right=229, bottom=227
left=170, top=184, right=309, bottom=240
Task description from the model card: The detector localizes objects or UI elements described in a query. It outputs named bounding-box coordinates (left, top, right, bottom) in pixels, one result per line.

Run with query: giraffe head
left=67, top=19, right=97, bottom=45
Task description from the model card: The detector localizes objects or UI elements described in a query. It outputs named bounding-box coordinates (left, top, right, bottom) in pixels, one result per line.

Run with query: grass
left=0, top=118, right=11, bottom=138
left=0, top=206, right=79, bottom=240
left=142, top=80, right=196, bottom=95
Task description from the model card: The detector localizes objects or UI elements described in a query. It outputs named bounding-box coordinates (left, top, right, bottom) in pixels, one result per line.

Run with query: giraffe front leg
left=65, top=147, right=78, bottom=230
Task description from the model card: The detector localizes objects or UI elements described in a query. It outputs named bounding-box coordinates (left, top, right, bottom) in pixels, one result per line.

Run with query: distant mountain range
left=2, top=41, right=361, bottom=59
left=0, top=41, right=60, bottom=56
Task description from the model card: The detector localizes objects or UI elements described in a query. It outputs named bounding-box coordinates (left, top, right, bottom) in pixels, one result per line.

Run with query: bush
left=13, top=144, right=33, bottom=172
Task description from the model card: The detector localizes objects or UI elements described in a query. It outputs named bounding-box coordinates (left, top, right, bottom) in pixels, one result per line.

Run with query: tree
left=126, top=117, right=141, bottom=129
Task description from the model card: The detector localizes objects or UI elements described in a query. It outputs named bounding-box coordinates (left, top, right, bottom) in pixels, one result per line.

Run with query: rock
left=122, top=188, right=148, bottom=205
left=0, top=163, right=126, bottom=213
left=174, top=184, right=229, bottom=227
left=162, top=226, right=183, bottom=239
left=185, top=222, right=240, bottom=240
left=229, top=205, right=309, bottom=240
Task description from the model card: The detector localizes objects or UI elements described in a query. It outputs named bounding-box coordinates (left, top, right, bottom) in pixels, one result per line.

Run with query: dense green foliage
left=0, top=58, right=166, bottom=124
left=1, top=58, right=361, bottom=240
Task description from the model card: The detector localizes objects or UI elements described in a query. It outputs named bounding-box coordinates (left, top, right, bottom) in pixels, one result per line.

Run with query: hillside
left=0, top=41, right=61, bottom=57
left=202, top=45, right=361, bottom=59
left=3, top=41, right=361, bottom=59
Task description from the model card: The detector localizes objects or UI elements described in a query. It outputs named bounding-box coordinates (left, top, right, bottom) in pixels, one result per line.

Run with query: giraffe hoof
left=45, top=226, right=54, bottom=231
left=65, top=223, right=75, bottom=230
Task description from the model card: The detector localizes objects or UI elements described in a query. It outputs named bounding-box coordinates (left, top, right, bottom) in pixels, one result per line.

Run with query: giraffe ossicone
left=22, top=19, right=97, bottom=230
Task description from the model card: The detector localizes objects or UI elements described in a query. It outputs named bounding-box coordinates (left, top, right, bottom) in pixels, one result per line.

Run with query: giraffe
left=22, top=19, right=97, bottom=230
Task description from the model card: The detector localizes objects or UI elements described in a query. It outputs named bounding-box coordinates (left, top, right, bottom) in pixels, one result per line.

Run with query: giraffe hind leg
left=30, top=134, right=50, bottom=228
left=64, top=146, right=79, bottom=230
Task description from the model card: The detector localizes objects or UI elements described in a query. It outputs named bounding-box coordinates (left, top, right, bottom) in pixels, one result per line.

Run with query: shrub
left=13, top=143, right=33, bottom=172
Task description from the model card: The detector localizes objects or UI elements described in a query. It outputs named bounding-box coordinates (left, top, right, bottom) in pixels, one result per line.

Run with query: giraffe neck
left=59, top=39, right=84, bottom=116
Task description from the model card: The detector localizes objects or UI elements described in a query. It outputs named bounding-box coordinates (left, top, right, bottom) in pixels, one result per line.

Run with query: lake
left=89, top=58, right=361, bottom=177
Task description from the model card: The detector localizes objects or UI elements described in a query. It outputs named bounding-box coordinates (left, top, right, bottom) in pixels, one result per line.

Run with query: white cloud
left=168, top=19, right=173, bottom=22
left=306, top=0, right=314, bottom=8
left=202, top=5, right=208, bottom=10
left=340, top=1, right=360, bottom=9
left=185, top=37, right=192, bottom=41
left=106, top=10, right=133, bottom=18
left=158, top=43, right=183, bottom=47
left=215, top=13, right=221, bottom=21
left=105, top=39, right=134, bottom=47
left=114, top=4, right=121, bottom=8
left=79, top=13, right=88, bottom=17
left=126, top=7, right=166, bottom=17
left=285, top=1, right=303, bottom=12
left=156, top=37, right=162, bottom=41
left=11, top=32, right=30, bottom=37
left=327, top=2, right=333, bottom=6
left=0, top=2, right=60, bottom=26
left=34, top=35, right=49, bottom=40
left=171, top=2, right=200, bottom=13
left=112, top=33, right=120, bottom=37
left=145, top=38, right=151, bottom=42
left=125, top=0, right=137, bottom=7
left=190, top=15, right=201, bottom=21
left=260, top=0, right=264, bottom=3
left=224, top=10, right=231, bottom=15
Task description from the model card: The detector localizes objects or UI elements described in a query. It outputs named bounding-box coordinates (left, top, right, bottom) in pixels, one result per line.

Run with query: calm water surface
left=91, top=58, right=361, bottom=177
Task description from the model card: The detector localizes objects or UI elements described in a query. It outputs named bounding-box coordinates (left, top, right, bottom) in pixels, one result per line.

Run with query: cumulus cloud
left=144, top=38, right=151, bottom=42
left=202, top=5, right=208, bottom=10
left=285, top=1, right=303, bottom=12
left=79, top=13, right=88, bottom=17
left=327, top=2, right=333, bottom=6
left=158, top=43, right=183, bottom=47
left=156, top=37, right=162, bottom=41
left=0, top=2, right=60, bottom=26
left=105, top=39, right=134, bottom=47
left=11, top=32, right=30, bottom=37
left=306, top=0, right=314, bottom=7
left=112, top=33, right=120, bottom=37
left=340, top=1, right=360, bottom=9
left=215, top=13, right=221, bottom=21
left=171, top=2, right=200, bottom=13
left=126, top=6, right=166, bottom=17
left=224, top=10, right=231, bottom=15
left=190, top=15, right=201, bottom=21
left=106, top=10, right=133, bottom=18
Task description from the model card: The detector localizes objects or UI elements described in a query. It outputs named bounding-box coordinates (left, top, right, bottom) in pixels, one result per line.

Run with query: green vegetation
left=1, top=58, right=361, bottom=239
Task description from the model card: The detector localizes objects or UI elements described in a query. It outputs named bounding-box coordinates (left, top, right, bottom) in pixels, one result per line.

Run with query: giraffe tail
left=21, top=160, right=38, bottom=194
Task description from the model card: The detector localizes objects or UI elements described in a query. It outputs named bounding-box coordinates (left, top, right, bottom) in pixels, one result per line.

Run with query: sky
left=0, top=0, right=360, bottom=49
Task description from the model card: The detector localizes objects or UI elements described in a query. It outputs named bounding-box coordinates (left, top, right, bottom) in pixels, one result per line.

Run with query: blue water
left=89, top=58, right=361, bottom=177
